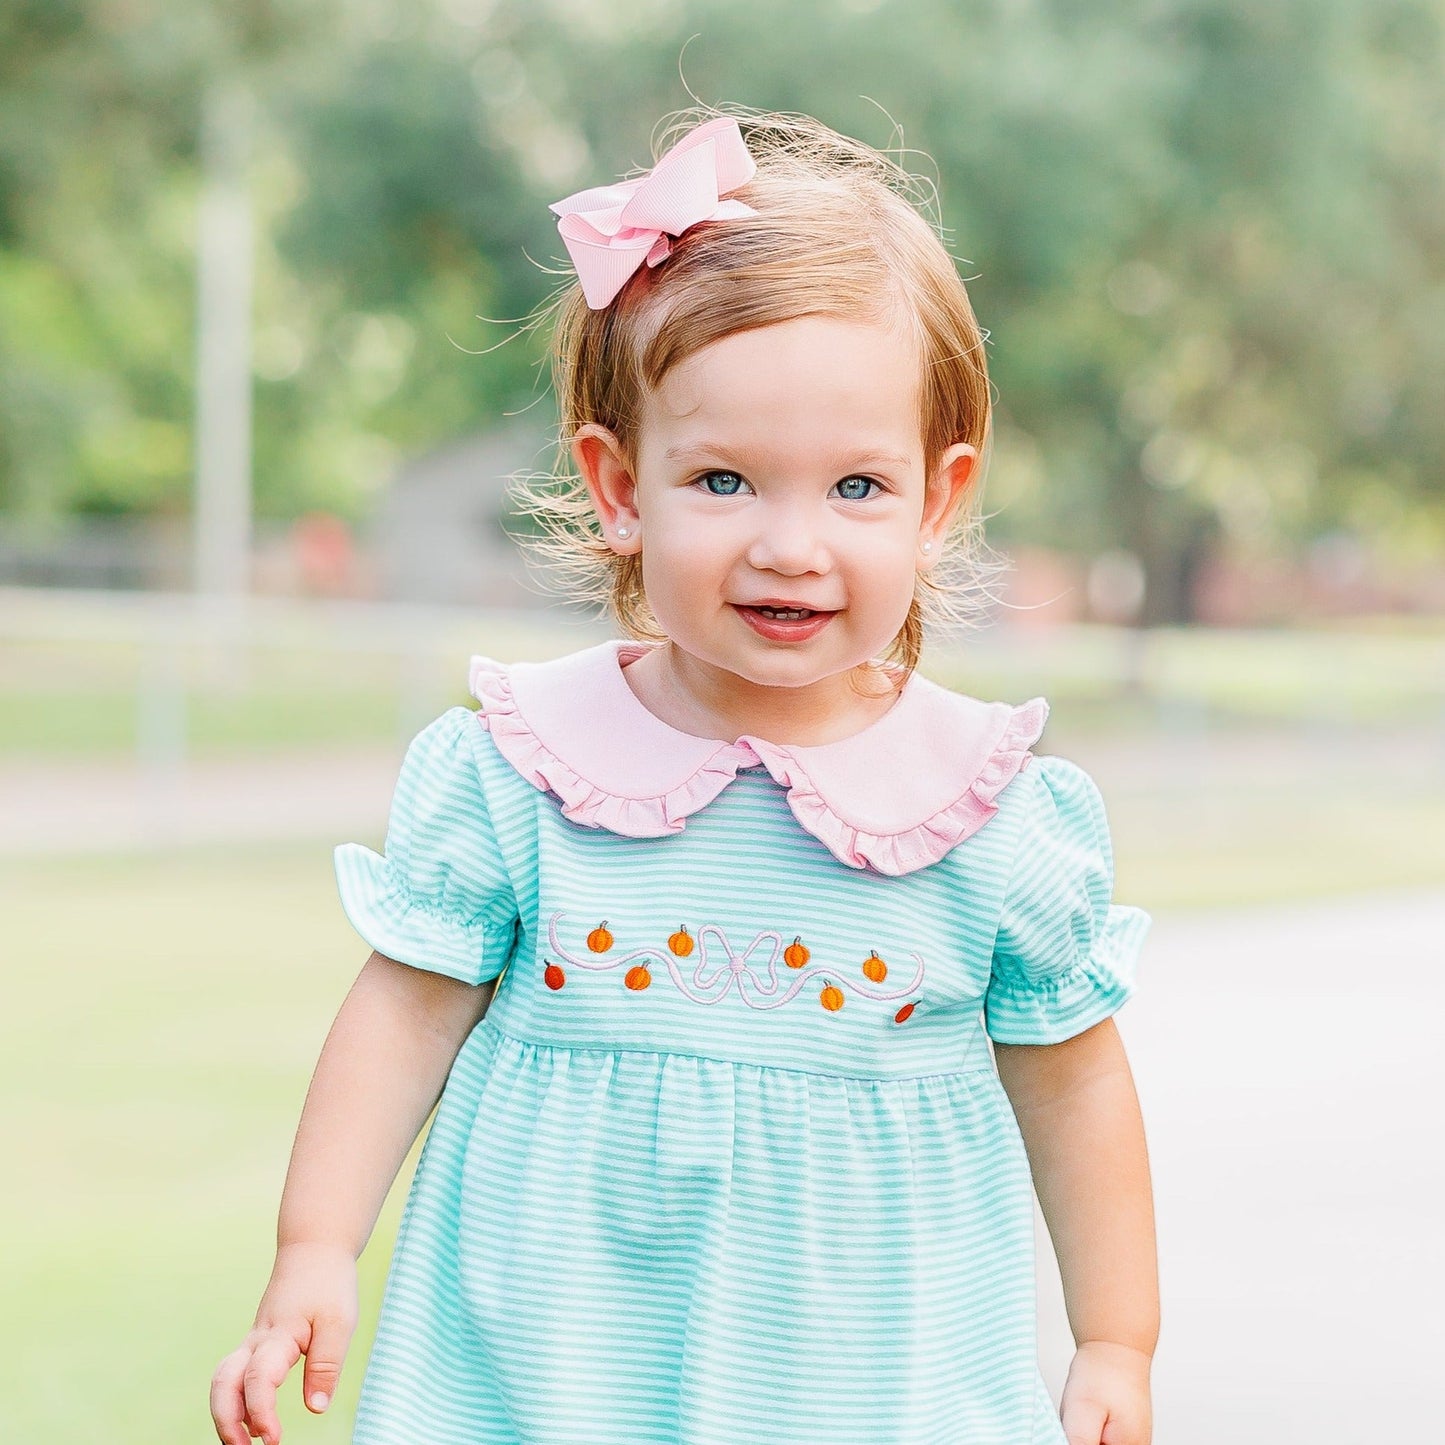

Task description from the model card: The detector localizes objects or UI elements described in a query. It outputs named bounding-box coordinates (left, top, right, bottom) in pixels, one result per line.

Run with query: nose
left=745, top=498, right=831, bottom=576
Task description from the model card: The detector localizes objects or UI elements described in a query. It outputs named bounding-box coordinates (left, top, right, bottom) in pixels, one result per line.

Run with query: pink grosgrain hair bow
left=549, top=117, right=758, bottom=309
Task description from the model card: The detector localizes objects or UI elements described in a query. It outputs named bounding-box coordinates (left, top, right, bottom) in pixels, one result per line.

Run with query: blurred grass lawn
left=2, top=845, right=386, bottom=1444
left=4, top=619, right=1443, bottom=756
left=7, top=806, right=1445, bottom=1443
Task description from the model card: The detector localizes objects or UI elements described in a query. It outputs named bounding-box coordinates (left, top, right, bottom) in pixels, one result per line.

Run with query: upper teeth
left=758, top=606, right=812, bottom=619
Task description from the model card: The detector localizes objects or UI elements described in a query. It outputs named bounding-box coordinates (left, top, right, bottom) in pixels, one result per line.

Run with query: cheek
left=644, top=512, right=734, bottom=572
left=638, top=529, right=726, bottom=612
left=886, top=566, right=922, bottom=616
left=853, top=526, right=917, bottom=580
left=854, top=534, right=925, bottom=622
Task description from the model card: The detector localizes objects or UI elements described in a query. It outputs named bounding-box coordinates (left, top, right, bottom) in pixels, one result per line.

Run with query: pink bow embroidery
left=549, top=117, right=758, bottom=309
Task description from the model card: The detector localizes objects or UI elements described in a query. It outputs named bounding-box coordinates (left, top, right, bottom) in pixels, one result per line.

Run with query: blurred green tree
left=0, top=0, right=1439, bottom=620
left=0, top=0, right=333, bottom=520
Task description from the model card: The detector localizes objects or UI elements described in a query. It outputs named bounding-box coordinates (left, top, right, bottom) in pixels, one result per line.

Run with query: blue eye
left=834, top=476, right=880, bottom=501
left=699, top=471, right=748, bottom=497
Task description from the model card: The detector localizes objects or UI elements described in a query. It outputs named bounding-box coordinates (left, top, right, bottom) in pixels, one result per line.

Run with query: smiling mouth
left=755, top=606, right=816, bottom=620
left=734, top=602, right=839, bottom=641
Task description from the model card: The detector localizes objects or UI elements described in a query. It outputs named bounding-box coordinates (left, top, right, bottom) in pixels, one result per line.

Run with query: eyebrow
left=662, top=445, right=913, bottom=471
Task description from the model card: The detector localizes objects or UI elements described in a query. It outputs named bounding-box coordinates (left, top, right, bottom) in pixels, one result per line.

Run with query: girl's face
left=574, top=313, right=977, bottom=731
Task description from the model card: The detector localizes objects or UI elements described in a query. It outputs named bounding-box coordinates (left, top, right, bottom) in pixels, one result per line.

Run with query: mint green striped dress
left=334, top=683, right=1148, bottom=1443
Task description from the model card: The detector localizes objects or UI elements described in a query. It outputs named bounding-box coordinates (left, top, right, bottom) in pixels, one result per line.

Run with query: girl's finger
left=242, top=1332, right=302, bottom=1445
left=1062, top=1398, right=1109, bottom=1445
left=302, top=1312, right=354, bottom=1414
left=210, top=1347, right=257, bottom=1445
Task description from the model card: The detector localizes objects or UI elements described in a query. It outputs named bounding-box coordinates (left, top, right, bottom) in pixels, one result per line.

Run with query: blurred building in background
left=368, top=423, right=549, bottom=608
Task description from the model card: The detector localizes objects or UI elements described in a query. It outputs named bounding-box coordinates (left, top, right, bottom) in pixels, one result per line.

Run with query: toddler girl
left=211, top=108, right=1158, bottom=1445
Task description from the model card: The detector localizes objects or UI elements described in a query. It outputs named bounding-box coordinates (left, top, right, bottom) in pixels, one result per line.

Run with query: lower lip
left=734, top=606, right=836, bottom=642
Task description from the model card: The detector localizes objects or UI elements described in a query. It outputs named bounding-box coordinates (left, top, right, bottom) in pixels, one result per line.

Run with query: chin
left=737, top=651, right=872, bottom=688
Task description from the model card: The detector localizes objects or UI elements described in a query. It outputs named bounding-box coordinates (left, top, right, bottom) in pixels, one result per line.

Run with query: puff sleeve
left=334, top=708, right=520, bottom=986
left=984, top=755, right=1151, bottom=1045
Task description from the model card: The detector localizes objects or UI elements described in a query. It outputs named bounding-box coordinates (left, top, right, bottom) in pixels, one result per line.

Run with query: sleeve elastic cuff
left=334, top=842, right=494, bottom=985
left=985, top=904, right=1150, bottom=1045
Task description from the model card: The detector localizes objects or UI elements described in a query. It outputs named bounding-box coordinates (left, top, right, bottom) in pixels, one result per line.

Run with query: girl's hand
left=210, top=1241, right=359, bottom=1445
left=1058, top=1340, right=1153, bottom=1445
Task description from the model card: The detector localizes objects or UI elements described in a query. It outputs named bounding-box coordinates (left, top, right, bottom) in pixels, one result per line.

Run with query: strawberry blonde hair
left=511, top=105, right=1001, bottom=684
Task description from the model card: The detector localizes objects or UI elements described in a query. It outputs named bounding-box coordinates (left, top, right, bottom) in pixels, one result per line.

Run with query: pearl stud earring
left=617, top=527, right=630, bottom=538
left=921, top=540, right=933, bottom=553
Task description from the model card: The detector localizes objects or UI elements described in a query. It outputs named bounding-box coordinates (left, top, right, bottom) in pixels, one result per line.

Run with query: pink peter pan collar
left=468, top=639, right=1048, bottom=877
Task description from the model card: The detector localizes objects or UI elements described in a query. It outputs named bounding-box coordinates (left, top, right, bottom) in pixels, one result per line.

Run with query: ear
left=572, top=423, right=643, bottom=555
left=917, top=442, right=979, bottom=571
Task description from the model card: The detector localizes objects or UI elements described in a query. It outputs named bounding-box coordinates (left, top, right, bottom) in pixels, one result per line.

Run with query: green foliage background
left=1, top=0, right=1442, bottom=615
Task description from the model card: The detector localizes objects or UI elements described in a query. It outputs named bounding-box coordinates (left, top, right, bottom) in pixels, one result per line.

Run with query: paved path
left=0, top=748, right=402, bottom=857
left=1034, top=889, right=1445, bottom=1441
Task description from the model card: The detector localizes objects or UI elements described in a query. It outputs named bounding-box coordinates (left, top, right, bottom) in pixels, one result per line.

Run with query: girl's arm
left=994, top=1016, right=1158, bottom=1445
left=211, top=951, right=495, bottom=1445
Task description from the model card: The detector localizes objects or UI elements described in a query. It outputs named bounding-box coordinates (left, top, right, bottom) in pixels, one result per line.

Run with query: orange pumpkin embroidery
left=543, top=911, right=927, bottom=1018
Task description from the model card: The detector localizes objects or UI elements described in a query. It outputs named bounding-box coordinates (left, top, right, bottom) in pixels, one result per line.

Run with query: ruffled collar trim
left=468, top=639, right=1048, bottom=877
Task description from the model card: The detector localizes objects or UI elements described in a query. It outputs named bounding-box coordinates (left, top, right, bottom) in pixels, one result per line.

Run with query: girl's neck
left=621, top=641, right=902, bottom=748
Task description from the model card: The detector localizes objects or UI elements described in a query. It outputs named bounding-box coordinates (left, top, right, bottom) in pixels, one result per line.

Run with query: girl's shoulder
left=985, top=748, right=1117, bottom=857
left=462, top=640, right=1056, bottom=877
